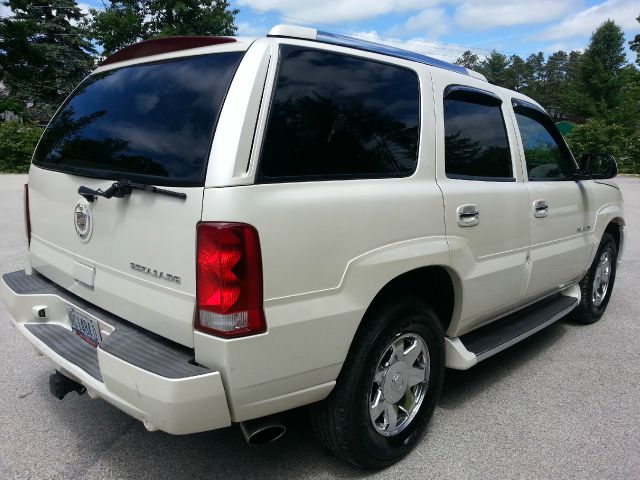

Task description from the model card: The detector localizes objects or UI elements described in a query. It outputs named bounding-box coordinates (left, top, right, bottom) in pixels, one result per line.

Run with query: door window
left=514, top=107, right=575, bottom=181
left=443, top=87, right=513, bottom=181
left=258, top=45, right=420, bottom=182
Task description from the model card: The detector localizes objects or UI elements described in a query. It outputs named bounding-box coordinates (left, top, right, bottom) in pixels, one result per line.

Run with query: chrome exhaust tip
left=240, top=416, right=286, bottom=445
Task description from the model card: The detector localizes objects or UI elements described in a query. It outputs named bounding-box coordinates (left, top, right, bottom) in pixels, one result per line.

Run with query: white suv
left=0, top=25, right=625, bottom=468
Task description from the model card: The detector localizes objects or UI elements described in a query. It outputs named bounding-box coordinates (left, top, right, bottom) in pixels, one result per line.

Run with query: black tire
left=310, top=296, right=445, bottom=469
left=571, top=232, right=618, bottom=324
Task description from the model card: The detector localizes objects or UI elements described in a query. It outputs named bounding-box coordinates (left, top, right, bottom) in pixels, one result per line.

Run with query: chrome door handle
left=534, top=200, right=548, bottom=218
left=457, top=204, right=479, bottom=227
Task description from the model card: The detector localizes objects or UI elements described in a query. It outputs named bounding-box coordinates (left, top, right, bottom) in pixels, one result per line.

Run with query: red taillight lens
left=24, top=184, right=31, bottom=246
left=196, top=223, right=266, bottom=338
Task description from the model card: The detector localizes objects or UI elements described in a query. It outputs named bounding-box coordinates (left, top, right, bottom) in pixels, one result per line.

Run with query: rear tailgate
left=28, top=168, right=202, bottom=347
left=26, top=50, right=245, bottom=347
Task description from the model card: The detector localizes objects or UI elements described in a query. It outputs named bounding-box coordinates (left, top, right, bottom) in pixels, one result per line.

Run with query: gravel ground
left=0, top=174, right=638, bottom=479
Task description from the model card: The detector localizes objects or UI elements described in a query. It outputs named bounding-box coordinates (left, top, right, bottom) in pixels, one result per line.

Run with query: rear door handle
left=534, top=200, right=548, bottom=218
left=457, top=204, right=479, bottom=227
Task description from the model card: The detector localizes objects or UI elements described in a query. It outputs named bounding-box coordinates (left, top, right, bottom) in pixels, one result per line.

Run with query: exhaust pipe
left=240, top=415, right=286, bottom=445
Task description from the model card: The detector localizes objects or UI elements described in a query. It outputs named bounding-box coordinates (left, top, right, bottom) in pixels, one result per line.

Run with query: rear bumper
left=0, top=270, right=231, bottom=435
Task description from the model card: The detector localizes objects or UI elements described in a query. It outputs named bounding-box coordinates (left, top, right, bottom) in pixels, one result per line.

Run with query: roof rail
left=267, top=24, right=469, bottom=76
left=466, top=69, right=488, bottom=82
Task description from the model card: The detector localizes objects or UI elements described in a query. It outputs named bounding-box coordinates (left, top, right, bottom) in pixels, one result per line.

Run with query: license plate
left=69, top=308, right=102, bottom=347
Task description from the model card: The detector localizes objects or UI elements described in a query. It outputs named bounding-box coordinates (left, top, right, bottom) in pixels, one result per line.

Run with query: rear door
left=511, top=100, right=594, bottom=300
left=434, top=81, right=531, bottom=334
left=27, top=51, right=244, bottom=347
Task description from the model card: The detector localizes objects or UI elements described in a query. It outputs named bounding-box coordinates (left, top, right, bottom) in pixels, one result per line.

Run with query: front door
left=512, top=101, right=594, bottom=300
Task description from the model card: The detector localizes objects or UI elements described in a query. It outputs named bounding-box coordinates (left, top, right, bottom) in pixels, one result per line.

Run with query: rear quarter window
left=258, top=46, right=421, bottom=182
left=33, top=52, right=243, bottom=187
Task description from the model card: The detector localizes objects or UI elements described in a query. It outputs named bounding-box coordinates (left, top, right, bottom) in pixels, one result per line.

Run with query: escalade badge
left=130, top=263, right=181, bottom=284
left=74, top=200, right=93, bottom=242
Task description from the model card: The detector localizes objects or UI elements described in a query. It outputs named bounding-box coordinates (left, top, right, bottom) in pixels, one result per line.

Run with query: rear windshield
left=33, top=52, right=243, bottom=186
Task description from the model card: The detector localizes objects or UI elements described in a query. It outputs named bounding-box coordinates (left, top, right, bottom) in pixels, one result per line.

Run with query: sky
left=230, top=0, right=640, bottom=62
left=1, top=0, right=639, bottom=63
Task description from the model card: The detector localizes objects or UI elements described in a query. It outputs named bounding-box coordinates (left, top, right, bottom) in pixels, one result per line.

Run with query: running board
left=445, top=287, right=580, bottom=370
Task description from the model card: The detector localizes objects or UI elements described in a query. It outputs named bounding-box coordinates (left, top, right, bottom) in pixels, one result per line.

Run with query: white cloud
left=353, top=30, right=478, bottom=62
left=455, top=0, right=577, bottom=31
left=535, top=0, right=640, bottom=41
left=236, top=0, right=434, bottom=23
left=78, top=3, right=94, bottom=15
left=236, top=21, right=270, bottom=37
left=392, top=8, right=449, bottom=37
left=0, top=5, right=13, bottom=17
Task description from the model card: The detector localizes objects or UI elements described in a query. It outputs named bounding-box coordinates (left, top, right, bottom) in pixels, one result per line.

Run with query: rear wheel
left=310, top=296, right=444, bottom=468
left=571, top=233, right=618, bottom=324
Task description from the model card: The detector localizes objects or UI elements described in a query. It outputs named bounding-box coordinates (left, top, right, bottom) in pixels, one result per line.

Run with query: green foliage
left=567, top=120, right=640, bottom=174
left=565, top=20, right=639, bottom=172
left=0, top=0, right=96, bottom=117
left=476, top=50, right=510, bottom=85
left=90, top=0, right=239, bottom=56
left=0, top=122, right=43, bottom=173
left=455, top=19, right=639, bottom=173
left=87, top=1, right=145, bottom=56
left=579, top=20, right=627, bottom=114
left=630, top=15, right=640, bottom=66
left=0, top=96, right=28, bottom=116
left=454, top=50, right=480, bottom=70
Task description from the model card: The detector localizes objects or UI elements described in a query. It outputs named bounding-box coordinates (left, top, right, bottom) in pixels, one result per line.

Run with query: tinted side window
left=444, top=92, right=512, bottom=180
left=514, top=110, right=575, bottom=181
left=258, top=46, right=420, bottom=181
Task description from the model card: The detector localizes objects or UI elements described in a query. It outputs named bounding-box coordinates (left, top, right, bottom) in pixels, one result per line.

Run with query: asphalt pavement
left=1, top=173, right=638, bottom=479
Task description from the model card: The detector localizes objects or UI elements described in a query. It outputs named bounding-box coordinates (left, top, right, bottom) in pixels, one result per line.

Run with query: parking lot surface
left=1, top=174, right=638, bottom=479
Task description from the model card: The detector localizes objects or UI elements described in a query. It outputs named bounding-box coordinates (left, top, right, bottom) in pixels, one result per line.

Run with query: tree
left=630, top=15, right=640, bottom=66
left=90, top=0, right=239, bottom=56
left=0, top=0, right=96, bottom=117
left=455, top=50, right=480, bottom=70
left=560, top=50, right=592, bottom=120
left=579, top=20, right=627, bottom=114
left=544, top=50, right=568, bottom=114
left=0, top=121, right=43, bottom=172
left=477, top=50, right=510, bottom=86
left=505, top=54, right=527, bottom=92
left=523, top=52, right=546, bottom=99
left=567, top=118, right=640, bottom=174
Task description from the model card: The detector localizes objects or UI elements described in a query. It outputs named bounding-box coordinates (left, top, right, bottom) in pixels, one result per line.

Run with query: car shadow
left=439, top=321, right=569, bottom=411
left=31, top=321, right=571, bottom=479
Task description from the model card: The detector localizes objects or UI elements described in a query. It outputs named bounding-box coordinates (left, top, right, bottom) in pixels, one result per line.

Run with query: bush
left=566, top=119, right=640, bottom=174
left=0, top=121, right=43, bottom=173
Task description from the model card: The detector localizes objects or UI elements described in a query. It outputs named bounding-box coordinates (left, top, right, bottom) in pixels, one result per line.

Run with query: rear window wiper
left=78, top=180, right=187, bottom=202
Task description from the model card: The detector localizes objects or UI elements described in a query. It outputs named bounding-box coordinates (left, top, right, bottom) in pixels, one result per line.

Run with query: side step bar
left=445, top=287, right=580, bottom=370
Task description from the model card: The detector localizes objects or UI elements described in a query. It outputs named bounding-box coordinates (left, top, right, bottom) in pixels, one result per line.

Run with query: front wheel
left=310, top=296, right=444, bottom=468
left=571, top=232, right=618, bottom=324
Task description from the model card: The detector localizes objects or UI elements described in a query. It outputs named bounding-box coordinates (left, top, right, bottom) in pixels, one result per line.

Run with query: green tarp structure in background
left=556, top=121, right=575, bottom=136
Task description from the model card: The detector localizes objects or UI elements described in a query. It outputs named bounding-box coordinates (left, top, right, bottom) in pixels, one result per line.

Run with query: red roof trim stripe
left=101, top=36, right=237, bottom=66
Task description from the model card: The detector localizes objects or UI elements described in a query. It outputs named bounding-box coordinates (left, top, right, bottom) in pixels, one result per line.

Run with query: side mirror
left=579, top=153, right=618, bottom=180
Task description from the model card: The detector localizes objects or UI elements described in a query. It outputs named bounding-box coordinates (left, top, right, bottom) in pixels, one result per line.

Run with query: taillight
left=196, top=223, right=266, bottom=338
left=24, top=184, right=31, bottom=246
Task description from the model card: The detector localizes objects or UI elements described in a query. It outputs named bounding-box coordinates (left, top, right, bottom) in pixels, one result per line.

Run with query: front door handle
left=533, top=200, right=548, bottom=218
left=457, top=204, right=479, bottom=227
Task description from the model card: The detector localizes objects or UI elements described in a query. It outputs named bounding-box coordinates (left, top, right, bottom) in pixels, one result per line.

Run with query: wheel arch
left=358, top=265, right=460, bottom=337
left=604, top=217, right=624, bottom=252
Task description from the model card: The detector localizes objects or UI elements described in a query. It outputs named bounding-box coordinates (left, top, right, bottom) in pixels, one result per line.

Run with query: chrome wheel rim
left=369, top=333, right=430, bottom=437
left=592, top=251, right=611, bottom=307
